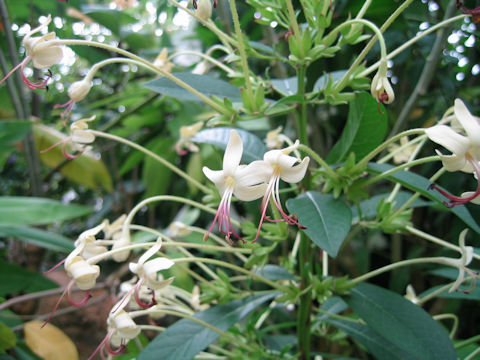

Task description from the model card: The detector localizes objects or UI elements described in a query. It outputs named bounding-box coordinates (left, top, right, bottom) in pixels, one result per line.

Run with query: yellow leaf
left=33, top=124, right=113, bottom=191
left=24, top=321, right=79, bottom=360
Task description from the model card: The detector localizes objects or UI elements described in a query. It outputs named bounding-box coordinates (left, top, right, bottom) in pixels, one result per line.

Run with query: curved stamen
left=105, top=338, right=126, bottom=356
left=0, top=60, right=25, bottom=86
left=41, top=285, right=68, bottom=328
left=66, top=284, right=92, bottom=307
left=133, top=280, right=157, bottom=309
left=44, top=258, right=66, bottom=274
left=429, top=156, right=480, bottom=207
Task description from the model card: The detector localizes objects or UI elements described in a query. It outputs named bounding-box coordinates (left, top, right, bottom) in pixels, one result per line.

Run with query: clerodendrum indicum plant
left=2, top=0, right=480, bottom=359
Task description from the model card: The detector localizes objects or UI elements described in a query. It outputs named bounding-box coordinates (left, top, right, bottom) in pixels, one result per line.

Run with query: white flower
left=128, top=241, right=174, bottom=308
left=265, top=126, right=286, bottom=149
left=370, top=60, right=394, bottom=104
left=253, top=141, right=309, bottom=241
left=426, top=99, right=480, bottom=206
left=153, top=48, right=174, bottom=73
left=107, top=310, right=141, bottom=349
left=436, top=229, right=475, bottom=293
left=65, top=256, right=100, bottom=291
left=202, top=130, right=270, bottom=242
left=0, top=15, right=63, bottom=90
left=72, top=221, right=108, bottom=260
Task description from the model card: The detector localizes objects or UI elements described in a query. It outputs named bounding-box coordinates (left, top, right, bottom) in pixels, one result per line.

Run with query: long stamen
left=133, top=280, right=157, bottom=309
left=42, top=283, right=69, bottom=327
left=429, top=156, right=480, bottom=207
left=66, top=283, right=92, bottom=307
left=0, top=60, right=25, bottom=86
left=44, top=258, right=66, bottom=274
left=254, top=178, right=276, bottom=242
left=88, top=331, right=112, bottom=360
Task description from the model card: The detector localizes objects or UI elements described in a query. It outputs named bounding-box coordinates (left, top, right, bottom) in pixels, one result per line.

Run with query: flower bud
left=68, top=79, right=92, bottom=102
left=196, top=0, right=212, bottom=21
left=108, top=310, right=141, bottom=347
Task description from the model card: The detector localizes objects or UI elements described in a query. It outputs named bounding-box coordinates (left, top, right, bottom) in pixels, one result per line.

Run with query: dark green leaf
left=138, top=292, right=278, bottom=360
left=192, top=127, right=267, bottom=163
left=313, top=70, right=348, bottom=92
left=327, top=92, right=387, bottom=163
left=143, top=73, right=242, bottom=102
left=351, top=191, right=431, bottom=223
left=344, top=283, right=456, bottom=360
left=366, top=163, right=480, bottom=234
left=251, top=265, right=295, bottom=281
left=271, top=77, right=298, bottom=96
left=142, top=138, right=176, bottom=199
left=262, top=334, right=297, bottom=352
left=0, top=226, right=74, bottom=252
left=286, top=191, right=352, bottom=257
left=0, top=261, right=58, bottom=297
left=327, top=319, right=415, bottom=360
left=0, top=197, right=91, bottom=226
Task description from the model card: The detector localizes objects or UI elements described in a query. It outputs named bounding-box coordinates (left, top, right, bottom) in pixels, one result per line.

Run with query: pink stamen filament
left=88, top=331, right=112, bottom=360
left=66, top=284, right=92, bottom=307
left=429, top=156, right=480, bottom=207
left=44, top=258, right=66, bottom=274
left=54, top=99, right=75, bottom=124
left=272, top=176, right=305, bottom=228
left=0, top=60, right=25, bottom=86
left=20, top=62, right=52, bottom=90
left=133, top=280, right=157, bottom=309
left=40, top=137, right=83, bottom=160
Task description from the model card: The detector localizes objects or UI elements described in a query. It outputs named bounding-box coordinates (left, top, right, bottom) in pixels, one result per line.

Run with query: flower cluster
left=203, top=130, right=310, bottom=243
left=426, top=99, right=480, bottom=207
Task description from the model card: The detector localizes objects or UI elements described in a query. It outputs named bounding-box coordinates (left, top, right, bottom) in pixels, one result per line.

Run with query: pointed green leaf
left=327, top=92, right=387, bottom=163
left=143, top=73, right=242, bottom=102
left=286, top=191, right=352, bottom=257
left=0, top=197, right=91, bottom=226
left=192, top=127, right=267, bottom=163
left=327, top=319, right=415, bottom=360
left=138, top=292, right=278, bottom=360
left=344, top=283, right=456, bottom=360
left=0, top=226, right=74, bottom=252
left=0, top=322, right=16, bottom=354
left=0, top=260, right=58, bottom=296
left=366, top=162, right=480, bottom=234
left=251, top=265, right=296, bottom=281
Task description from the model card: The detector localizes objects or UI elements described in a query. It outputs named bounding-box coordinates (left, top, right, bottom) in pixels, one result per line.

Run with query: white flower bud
left=108, top=310, right=141, bottom=347
left=68, top=79, right=92, bottom=102
left=196, top=0, right=212, bottom=21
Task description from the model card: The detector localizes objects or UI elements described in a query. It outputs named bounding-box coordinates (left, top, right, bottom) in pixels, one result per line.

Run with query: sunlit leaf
left=24, top=321, right=78, bottom=360
left=0, top=226, right=74, bottom=252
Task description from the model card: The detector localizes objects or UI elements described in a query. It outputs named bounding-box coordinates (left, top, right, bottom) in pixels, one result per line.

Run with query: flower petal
left=235, top=160, right=271, bottom=187
left=203, top=167, right=225, bottom=186
left=461, top=191, right=480, bottom=204
left=281, top=157, right=310, bottom=183
left=234, top=183, right=267, bottom=201
left=454, top=99, right=480, bottom=147
left=31, top=46, right=63, bottom=69
left=435, top=150, right=470, bottom=172
left=223, top=130, right=243, bottom=175
left=425, top=125, right=469, bottom=157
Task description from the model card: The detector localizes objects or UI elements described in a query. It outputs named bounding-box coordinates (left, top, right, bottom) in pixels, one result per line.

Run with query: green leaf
left=286, top=191, right=352, bottom=257
left=143, top=73, right=242, bottom=102
left=366, top=163, right=480, bottom=234
left=0, top=121, right=31, bottom=168
left=33, top=124, right=113, bottom=191
left=271, top=77, right=298, bottom=96
left=138, top=292, right=278, bottom=360
left=192, top=127, right=267, bottom=163
left=251, top=265, right=295, bottom=281
left=0, top=197, right=91, bottom=226
left=0, top=322, right=16, bottom=354
left=351, top=191, right=431, bottom=223
left=313, top=70, right=348, bottom=92
left=0, top=260, right=58, bottom=297
left=344, top=283, right=456, bottom=360
left=327, top=92, right=387, bottom=163
left=317, top=296, right=348, bottom=322
left=81, top=5, right=136, bottom=35
left=327, top=319, right=415, bottom=360
left=0, top=226, right=74, bottom=252
left=262, top=334, right=297, bottom=352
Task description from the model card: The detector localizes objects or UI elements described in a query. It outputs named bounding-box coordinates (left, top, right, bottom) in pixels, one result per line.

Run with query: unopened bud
left=68, top=79, right=92, bottom=102
left=196, top=0, right=212, bottom=21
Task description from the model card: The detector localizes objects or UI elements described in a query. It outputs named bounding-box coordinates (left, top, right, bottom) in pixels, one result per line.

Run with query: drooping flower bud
left=195, top=0, right=212, bottom=21
left=370, top=60, right=394, bottom=105
left=68, top=79, right=92, bottom=102
left=65, top=256, right=100, bottom=290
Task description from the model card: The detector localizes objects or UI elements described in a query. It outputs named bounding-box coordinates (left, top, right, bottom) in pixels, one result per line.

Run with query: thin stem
left=352, top=128, right=426, bottom=172
left=351, top=257, right=458, bottom=284
left=168, top=50, right=234, bottom=75
left=173, top=257, right=291, bottom=294
left=362, top=155, right=440, bottom=186
left=360, top=14, right=467, bottom=77
left=228, top=0, right=254, bottom=109
left=331, top=19, right=388, bottom=92
left=433, top=313, right=458, bottom=339
left=378, top=134, right=428, bottom=164
left=89, top=130, right=210, bottom=194
left=465, top=347, right=480, bottom=360
left=406, top=226, right=480, bottom=261
left=455, top=334, right=480, bottom=349
left=417, top=279, right=471, bottom=305
left=296, top=65, right=309, bottom=145
left=355, top=0, right=373, bottom=19
left=297, top=144, right=336, bottom=178
left=53, top=39, right=229, bottom=114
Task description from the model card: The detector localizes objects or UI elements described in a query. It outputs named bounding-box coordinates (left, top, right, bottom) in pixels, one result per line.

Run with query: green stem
left=89, top=130, right=210, bottom=194
left=352, top=128, right=425, bottom=172
left=53, top=39, right=229, bottom=114
left=296, top=66, right=309, bottom=146
left=228, top=0, right=255, bottom=109
left=363, top=155, right=440, bottom=186
left=360, top=14, right=467, bottom=77
left=454, top=334, right=480, bottom=349
left=433, top=313, right=458, bottom=339
left=297, top=144, right=336, bottom=177
left=173, top=257, right=291, bottom=294
left=351, top=257, right=457, bottom=284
